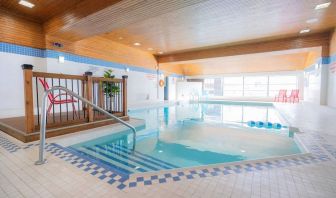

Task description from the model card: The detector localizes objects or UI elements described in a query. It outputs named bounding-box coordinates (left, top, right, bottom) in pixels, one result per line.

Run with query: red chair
left=38, top=78, right=78, bottom=116
left=287, top=89, right=299, bottom=103
left=274, top=89, right=287, bottom=102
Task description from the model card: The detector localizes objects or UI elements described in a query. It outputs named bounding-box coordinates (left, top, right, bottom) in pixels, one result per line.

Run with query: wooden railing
left=22, top=64, right=128, bottom=133
left=92, top=77, right=125, bottom=120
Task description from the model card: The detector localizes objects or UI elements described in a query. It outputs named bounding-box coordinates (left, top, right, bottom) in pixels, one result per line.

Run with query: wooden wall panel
left=46, top=35, right=158, bottom=70
left=330, top=28, right=336, bottom=55
left=0, top=10, right=159, bottom=71
left=160, top=64, right=184, bottom=75
left=164, top=52, right=310, bottom=76
left=158, top=32, right=331, bottom=63
left=304, top=50, right=322, bottom=68
left=0, top=9, right=45, bottom=49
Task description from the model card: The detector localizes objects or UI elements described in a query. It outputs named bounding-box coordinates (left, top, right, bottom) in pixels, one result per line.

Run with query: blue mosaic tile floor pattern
left=0, top=136, right=21, bottom=153
left=127, top=154, right=331, bottom=188
left=1, top=132, right=335, bottom=191
left=46, top=143, right=129, bottom=190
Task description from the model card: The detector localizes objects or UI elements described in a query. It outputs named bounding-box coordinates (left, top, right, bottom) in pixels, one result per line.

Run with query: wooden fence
left=22, top=64, right=128, bottom=133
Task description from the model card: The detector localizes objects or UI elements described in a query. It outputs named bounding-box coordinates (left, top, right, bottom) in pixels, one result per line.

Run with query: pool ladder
left=35, top=86, right=137, bottom=165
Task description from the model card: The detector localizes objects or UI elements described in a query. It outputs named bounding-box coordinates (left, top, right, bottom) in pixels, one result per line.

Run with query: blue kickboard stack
left=247, top=121, right=282, bottom=130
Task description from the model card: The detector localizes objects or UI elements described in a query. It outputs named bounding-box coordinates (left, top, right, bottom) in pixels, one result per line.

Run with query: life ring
left=159, top=79, right=164, bottom=87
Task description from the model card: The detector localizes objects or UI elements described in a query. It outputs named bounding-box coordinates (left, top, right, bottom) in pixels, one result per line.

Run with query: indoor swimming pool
left=68, top=101, right=304, bottom=175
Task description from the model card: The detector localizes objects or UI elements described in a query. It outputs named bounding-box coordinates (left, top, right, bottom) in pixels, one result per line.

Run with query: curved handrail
left=35, top=86, right=136, bottom=165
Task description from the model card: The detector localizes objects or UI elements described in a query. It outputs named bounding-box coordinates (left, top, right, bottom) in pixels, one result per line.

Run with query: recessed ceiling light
left=300, top=29, right=310, bottom=34
left=19, top=0, right=35, bottom=8
left=133, top=42, right=141, bottom=46
left=118, top=37, right=123, bottom=40
left=158, top=51, right=163, bottom=54
left=306, top=18, right=318, bottom=24
left=315, top=2, right=331, bottom=10
left=147, top=48, right=154, bottom=51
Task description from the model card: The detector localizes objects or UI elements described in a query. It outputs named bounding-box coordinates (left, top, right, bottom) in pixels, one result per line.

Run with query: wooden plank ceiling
left=0, top=0, right=335, bottom=57
left=159, top=48, right=322, bottom=75
left=0, top=0, right=82, bottom=22
left=91, top=0, right=336, bottom=55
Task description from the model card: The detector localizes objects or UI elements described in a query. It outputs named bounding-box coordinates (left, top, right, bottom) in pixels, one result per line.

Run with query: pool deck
left=1, top=102, right=336, bottom=198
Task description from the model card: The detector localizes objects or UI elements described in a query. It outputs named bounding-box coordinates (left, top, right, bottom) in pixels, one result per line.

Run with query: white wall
left=167, top=76, right=178, bottom=101
left=327, top=29, right=336, bottom=108
left=303, top=62, right=329, bottom=105
left=328, top=61, right=336, bottom=107
left=0, top=52, right=46, bottom=118
left=0, top=52, right=164, bottom=118
left=303, top=64, right=321, bottom=105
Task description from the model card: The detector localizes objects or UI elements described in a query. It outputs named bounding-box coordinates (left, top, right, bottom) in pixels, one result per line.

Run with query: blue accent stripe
left=55, top=144, right=132, bottom=176
left=111, top=144, right=175, bottom=170
left=95, top=145, right=160, bottom=171
left=84, top=146, right=146, bottom=172
left=0, top=42, right=182, bottom=77
left=0, top=42, right=45, bottom=58
left=330, top=54, right=336, bottom=64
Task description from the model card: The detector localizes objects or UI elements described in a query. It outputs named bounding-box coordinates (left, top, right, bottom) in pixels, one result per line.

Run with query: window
left=203, top=78, right=222, bottom=96
left=223, top=77, right=243, bottom=96
left=244, top=76, right=268, bottom=97
left=202, top=74, right=299, bottom=98
left=268, top=75, right=298, bottom=97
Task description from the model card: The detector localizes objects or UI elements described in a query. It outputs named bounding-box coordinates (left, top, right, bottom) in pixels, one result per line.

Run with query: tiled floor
left=1, top=103, right=336, bottom=198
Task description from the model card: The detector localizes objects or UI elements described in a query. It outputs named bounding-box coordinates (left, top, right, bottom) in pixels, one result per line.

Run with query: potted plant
left=102, top=69, right=120, bottom=112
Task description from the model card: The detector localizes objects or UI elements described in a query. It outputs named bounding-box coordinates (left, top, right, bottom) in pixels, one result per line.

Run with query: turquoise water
left=70, top=102, right=302, bottom=174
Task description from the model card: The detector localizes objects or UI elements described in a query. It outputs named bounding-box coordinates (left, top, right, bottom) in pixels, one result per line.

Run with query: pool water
left=70, top=101, right=303, bottom=175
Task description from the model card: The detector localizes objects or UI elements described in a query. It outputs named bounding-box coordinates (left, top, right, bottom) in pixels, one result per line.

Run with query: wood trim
left=0, top=121, right=27, bottom=142
left=33, top=72, right=86, bottom=80
left=35, top=118, right=87, bottom=131
left=22, top=67, right=34, bottom=133
left=92, top=77, right=123, bottom=83
left=0, top=116, right=130, bottom=143
left=93, top=112, right=124, bottom=120
left=85, top=74, right=94, bottom=122
left=157, top=32, right=332, bottom=63
left=122, top=76, right=128, bottom=116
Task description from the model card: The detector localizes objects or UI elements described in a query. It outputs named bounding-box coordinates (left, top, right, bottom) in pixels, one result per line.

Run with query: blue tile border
left=46, top=143, right=129, bottom=190
left=303, top=54, right=336, bottom=72
left=0, top=42, right=184, bottom=77
left=41, top=139, right=336, bottom=190
left=1, top=130, right=335, bottom=191
left=127, top=154, right=330, bottom=188
left=0, top=136, right=21, bottom=153
left=0, top=42, right=45, bottom=58
left=330, top=54, right=336, bottom=63
left=0, top=42, right=334, bottom=79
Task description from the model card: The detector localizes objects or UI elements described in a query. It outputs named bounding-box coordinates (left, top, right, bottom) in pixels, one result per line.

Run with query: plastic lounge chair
left=38, top=78, right=78, bottom=117
left=286, top=89, right=299, bottom=103
left=274, top=89, right=287, bottom=102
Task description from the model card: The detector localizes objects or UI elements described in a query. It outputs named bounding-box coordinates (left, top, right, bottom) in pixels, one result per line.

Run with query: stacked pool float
left=247, top=121, right=283, bottom=130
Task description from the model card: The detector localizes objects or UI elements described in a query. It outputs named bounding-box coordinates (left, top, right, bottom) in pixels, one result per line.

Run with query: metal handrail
left=35, top=86, right=136, bottom=165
